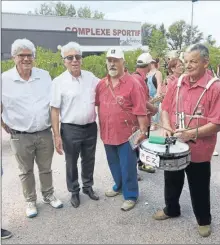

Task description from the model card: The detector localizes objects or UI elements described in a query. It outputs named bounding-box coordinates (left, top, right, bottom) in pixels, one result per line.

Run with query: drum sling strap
left=175, top=75, right=219, bottom=129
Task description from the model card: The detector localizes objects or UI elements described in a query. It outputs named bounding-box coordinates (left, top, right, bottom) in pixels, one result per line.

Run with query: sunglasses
left=17, top=54, right=34, bottom=59
left=64, top=55, right=82, bottom=61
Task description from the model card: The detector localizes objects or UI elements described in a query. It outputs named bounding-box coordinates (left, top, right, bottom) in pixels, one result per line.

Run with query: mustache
left=109, top=67, right=117, bottom=70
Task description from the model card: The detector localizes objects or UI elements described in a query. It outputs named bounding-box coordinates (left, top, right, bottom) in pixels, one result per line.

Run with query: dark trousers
left=163, top=161, right=211, bottom=226
left=61, top=122, right=97, bottom=194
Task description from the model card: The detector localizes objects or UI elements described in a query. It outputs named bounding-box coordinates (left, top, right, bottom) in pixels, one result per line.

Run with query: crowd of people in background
left=1, top=38, right=220, bottom=240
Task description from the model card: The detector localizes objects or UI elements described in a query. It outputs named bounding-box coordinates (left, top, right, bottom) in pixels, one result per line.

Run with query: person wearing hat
left=95, top=47, right=149, bottom=211
left=132, top=53, right=158, bottom=174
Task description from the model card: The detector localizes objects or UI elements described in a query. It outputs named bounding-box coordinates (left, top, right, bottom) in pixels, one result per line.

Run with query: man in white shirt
left=1, top=39, right=63, bottom=218
left=51, top=42, right=100, bottom=208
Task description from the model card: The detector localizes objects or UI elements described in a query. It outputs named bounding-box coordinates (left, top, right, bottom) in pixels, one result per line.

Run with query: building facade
left=2, top=13, right=144, bottom=59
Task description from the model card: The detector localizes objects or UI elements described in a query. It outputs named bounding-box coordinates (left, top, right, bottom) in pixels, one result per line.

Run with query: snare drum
left=139, top=139, right=191, bottom=171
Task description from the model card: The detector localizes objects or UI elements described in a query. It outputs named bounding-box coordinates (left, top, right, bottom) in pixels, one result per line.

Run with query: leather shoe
left=83, top=188, right=99, bottom=200
left=71, top=193, right=80, bottom=208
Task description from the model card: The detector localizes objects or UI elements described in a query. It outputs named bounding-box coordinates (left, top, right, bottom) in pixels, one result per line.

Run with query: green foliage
left=205, top=44, right=220, bottom=73
left=2, top=46, right=219, bottom=79
left=166, top=20, right=203, bottom=50
left=1, top=47, right=142, bottom=79
left=149, top=29, right=168, bottom=58
left=31, top=1, right=104, bottom=19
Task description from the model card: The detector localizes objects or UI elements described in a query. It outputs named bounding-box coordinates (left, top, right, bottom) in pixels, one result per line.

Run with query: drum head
left=141, top=139, right=189, bottom=154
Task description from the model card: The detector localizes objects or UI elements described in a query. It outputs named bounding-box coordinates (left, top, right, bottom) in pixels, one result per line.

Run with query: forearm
left=156, top=83, right=162, bottom=96
left=146, top=102, right=157, bottom=112
left=51, top=107, right=60, bottom=137
left=137, top=115, right=149, bottom=133
left=161, top=110, right=172, bottom=128
left=188, top=123, right=220, bottom=139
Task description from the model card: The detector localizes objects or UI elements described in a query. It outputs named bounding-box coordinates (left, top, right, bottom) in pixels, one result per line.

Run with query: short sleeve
left=50, top=79, right=62, bottom=108
left=207, top=81, right=220, bottom=125
left=130, top=79, right=147, bottom=116
left=95, top=81, right=101, bottom=106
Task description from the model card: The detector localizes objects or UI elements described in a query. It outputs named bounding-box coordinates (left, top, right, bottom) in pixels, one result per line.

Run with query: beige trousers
left=10, top=128, right=54, bottom=202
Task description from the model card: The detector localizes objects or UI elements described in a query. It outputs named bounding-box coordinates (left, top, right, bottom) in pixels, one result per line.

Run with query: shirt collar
left=12, top=66, right=40, bottom=83
left=183, top=71, right=210, bottom=89
left=65, top=69, right=83, bottom=81
left=106, top=72, right=128, bottom=84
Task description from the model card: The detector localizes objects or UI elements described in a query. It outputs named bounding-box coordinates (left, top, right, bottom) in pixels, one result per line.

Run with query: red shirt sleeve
left=130, top=78, right=147, bottom=116
left=95, top=80, right=102, bottom=106
left=207, top=81, right=220, bottom=125
left=162, top=82, right=176, bottom=112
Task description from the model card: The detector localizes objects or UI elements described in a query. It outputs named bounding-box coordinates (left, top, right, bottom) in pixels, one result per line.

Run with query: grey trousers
left=10, top=128, right=54, bottom=202
left=61, top=122, right=97, bottom=194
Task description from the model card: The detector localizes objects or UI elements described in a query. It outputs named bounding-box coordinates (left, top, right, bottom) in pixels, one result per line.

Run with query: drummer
left=153, top=44, right=220, bottom=237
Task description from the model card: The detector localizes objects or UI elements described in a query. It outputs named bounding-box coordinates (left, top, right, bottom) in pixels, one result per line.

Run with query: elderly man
left=1, top=39, right=63, bottom=218
left=132, top=53, right=158, bottom=175
left=153, top=44, right=220, bottom=237
left=50, top=42, right=100, bottom=208
left=95, top=47, right=149, bottom=211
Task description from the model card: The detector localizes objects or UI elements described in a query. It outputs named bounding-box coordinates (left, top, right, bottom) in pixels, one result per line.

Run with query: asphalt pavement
left=1, top=128, right=220, bottom=244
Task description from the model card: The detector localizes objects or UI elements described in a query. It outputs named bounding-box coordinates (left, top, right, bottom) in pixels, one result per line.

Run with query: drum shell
left=139, top=140, right=191, bottom=171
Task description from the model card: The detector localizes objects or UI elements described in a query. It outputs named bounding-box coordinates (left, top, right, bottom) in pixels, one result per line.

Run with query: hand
left=134, top=133, right=146, bottom=145
left=151, top=106, right=158, bottom=116
left=1, top=121, right=11, bottom=134
left=54, top=135, right=63, bottom=155
left=174, top=129, right=194, bottom=143
left=162, top=126, right=174, bottom=138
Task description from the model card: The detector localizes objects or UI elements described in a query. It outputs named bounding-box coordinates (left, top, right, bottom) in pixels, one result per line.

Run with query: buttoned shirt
left=2, top=66, right=52, bottom=132
left=95, top=73, right=147, bottom=145
left=131, top=70, right=150, bottom=102
left=50, top=70, right=99, bottom=125
left=162, top=71, right=220, bottom=162
left=131, top=70, right=151, bottom=120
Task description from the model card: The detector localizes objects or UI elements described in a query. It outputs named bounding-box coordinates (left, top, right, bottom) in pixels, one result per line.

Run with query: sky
left=2, top=1, right=220, bottom=45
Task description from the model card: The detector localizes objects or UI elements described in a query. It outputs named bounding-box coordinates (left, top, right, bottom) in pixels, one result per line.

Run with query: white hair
left=186, top=43, right=209, bottom=59
left=11, top=38, right=36, bottom=57
left=58, top=42, right=82, bottom=58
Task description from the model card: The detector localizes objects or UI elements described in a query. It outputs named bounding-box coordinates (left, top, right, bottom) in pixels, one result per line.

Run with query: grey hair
left=58, top=42, right=82, bottom=58
left=186, top=44, right=209, bottom=59
left=11, top=38, right=36, bottom=57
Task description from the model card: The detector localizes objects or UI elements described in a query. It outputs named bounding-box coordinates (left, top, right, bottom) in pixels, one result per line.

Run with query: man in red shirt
left=132, top=53, right=158, bottom=174
left=96, top=47, right=149, bottom=211
left=153, top=44, right=220, bottom=237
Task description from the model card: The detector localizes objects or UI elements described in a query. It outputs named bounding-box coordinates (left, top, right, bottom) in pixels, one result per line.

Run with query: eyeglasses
left=17, top=54, right=34, bottom=59
left=64, top=55, right=82, bottom=61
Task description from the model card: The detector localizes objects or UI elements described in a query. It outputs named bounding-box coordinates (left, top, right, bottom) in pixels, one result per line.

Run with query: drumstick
left=151, top=123, right=174, bottom=134
left=152, top=123, right=198, bottom=133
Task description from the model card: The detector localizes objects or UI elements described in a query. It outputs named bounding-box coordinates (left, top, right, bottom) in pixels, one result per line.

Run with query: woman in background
left=147, top=58, right=163, bottom=130
left=162, top=58, right=184, bottom=95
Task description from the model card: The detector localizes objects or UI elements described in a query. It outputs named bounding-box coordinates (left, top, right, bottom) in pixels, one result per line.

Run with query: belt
left=64, top=122, right=95, bottom=128
left=11, top=127, right=51, bottom=135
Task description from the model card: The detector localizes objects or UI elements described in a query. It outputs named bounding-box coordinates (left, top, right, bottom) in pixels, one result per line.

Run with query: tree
left=34, top=2, right=54, bottom=15
left=166, top=20, right=203, bottom=50
left=205, top=35, right=216, bottom=46
left=141, top=23, right=157, bottom=45
left=77, top=6, right=92, bottom=18
left=149, top=29, right=168, bottom=58
left=93, top=10, right=105, bottom=20
left=159, top=23, right=166, bottom=38
left=184, top=25, right=203, bottom=47
left=77, top=6, right=104, bottom=19
left=32, top=1, right=104, bottom=19
left=54, top=2, right=76, bottom=17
